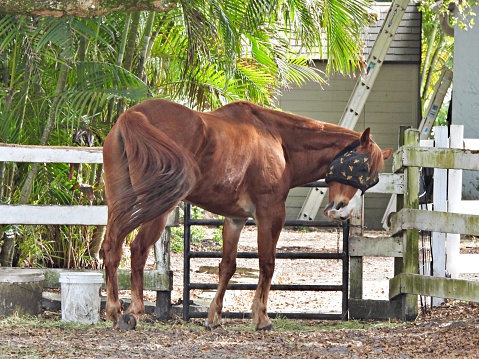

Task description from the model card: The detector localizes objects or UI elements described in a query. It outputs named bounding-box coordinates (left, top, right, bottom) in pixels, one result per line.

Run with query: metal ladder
left=418, top=67, right=453, bottom=140
left=298, top=0, right=410, bottom=220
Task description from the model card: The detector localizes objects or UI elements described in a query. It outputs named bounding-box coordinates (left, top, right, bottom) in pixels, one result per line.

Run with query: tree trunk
left=420, top=22, right=438, bottom=99
left=0, top=0, right=174, bottom=18
left=122, top=11, right=141, bottom=72
left=137, top=11, right=156, bottom=81
left=0, top=231, right=15, bottom=267
left=19, top=63, right=69, bottom=204
left=117, top=11, right=141, bottom=115
left=422, top=32, right=445, bottom=107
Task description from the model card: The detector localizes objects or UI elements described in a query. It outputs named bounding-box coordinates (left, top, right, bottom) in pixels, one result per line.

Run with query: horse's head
left=324, top=128, right=393, bottom=221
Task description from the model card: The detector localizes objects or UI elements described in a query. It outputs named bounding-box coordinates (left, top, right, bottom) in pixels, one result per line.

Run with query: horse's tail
left=104, top=110, right=198, bottom=240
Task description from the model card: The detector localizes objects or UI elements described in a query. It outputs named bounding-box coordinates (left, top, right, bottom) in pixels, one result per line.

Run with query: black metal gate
left=183, top=183, right=350, bottom=321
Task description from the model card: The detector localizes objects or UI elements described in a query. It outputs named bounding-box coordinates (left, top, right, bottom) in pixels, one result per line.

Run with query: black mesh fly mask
left=324, top=140, right=379, bottom=194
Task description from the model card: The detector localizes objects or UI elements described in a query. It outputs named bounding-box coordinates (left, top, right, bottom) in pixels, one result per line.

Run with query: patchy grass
left=0, top=311, right=402, bottom=333
left=222, top=317, right=404, bottom=332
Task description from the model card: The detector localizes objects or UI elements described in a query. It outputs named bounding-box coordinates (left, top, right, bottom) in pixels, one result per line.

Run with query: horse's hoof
left=204, top=320, right=221, bottom=330
left=256, top=323, right=273, bottom=331
left=118, top=314, right=137, bottom=330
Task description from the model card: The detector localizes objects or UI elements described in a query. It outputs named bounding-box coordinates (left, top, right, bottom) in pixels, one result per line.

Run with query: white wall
left=452, top=5, right=479, bottom=200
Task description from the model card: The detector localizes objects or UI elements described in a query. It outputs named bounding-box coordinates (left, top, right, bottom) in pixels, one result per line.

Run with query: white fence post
left=447, top=125, right=464, bottom=279
left=431, top=126, right=448, bottom=306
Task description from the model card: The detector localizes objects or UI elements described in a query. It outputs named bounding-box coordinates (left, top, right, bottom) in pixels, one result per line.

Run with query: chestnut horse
left=102, top=99, right=392, bottom=330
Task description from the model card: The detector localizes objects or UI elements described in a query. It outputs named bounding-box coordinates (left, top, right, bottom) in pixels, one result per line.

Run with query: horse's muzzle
left=324, top=201, right=351, bottom=221
left=323, top=190, right=361, bottom=221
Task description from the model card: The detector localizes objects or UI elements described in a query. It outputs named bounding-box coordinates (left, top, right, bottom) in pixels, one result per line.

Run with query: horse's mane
left=370, top=141, right=385, bottom=175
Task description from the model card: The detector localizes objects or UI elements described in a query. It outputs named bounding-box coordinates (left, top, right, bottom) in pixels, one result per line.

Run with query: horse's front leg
left=252, top=207, right=285, bottom=331
left=120, top=215, right=168, bottom=329
left=205, top=217, right=246, bottom=329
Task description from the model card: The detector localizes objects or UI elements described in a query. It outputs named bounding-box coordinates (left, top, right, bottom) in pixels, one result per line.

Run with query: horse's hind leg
left=205, top=217, right=246, bottom=329
left=119, top=213, right=171, bottom=329
left=102, top=214, right=126, bottom=328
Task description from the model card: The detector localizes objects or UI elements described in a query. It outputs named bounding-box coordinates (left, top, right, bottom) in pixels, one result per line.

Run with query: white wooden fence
left=0, top=144, right=107, bottom=225
left=0, top=143, right=176, bottom=319
left=422, top=125, right=479, bottom=281
left=3, top=132, right=478, bottom=320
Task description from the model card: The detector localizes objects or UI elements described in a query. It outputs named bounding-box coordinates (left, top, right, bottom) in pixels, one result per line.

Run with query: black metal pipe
left=342, top=220, right=350, bottom=320
left=188, top=251, right=345, bottom=260
left=189, top=283, right=345, bottom=291
left=186, top=218, right=342, bottom=228
left=183, top=203, right=192, bottom=321
left=187, top=311, right=344, bottom=320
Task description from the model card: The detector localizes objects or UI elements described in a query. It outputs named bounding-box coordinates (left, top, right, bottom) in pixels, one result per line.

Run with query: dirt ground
left=2, top=228, right=479, bottom=358
left=1, top=301, right=479, bottom=358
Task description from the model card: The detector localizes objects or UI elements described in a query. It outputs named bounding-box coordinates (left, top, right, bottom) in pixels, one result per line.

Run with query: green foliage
left=212, top=226, right=223, bottom=246
left=170, top=206, right=224, bottom=252
left=0, top=1, right=372, bottom=268
left=170, top=225, right=208, bottom=253
left=419, top=0, right=478, bottom=30
left=417, top=0, right=464, bottom=126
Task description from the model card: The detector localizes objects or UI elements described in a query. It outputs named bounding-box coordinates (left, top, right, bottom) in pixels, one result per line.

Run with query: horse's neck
left=223, top=103, right=359, bottom=187
left=281, top=123, right=358, bottom=187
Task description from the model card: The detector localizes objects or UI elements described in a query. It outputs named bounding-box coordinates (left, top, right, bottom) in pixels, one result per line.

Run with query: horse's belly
left=185, top=190, right=254, bottom=219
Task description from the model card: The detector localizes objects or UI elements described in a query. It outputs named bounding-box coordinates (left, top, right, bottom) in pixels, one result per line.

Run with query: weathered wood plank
left=0, top=205, right=179, bottom=226
left=368, top=173, right=404, bottom=194
left=390, top=208, right=479, bottom=237
left=349, top=299, right=403, bottom=320
left=393, top=146, right=479, bottom=173
left=1, top=205, right=108, bottom=225
left=0, top=143, right=103, bottom=163
left=349, top=236, right=403, bottom=257
left=42, top=268, right=172, bottom=291
left=349, top=257, right=363, bottom=299
left=389, top=273, right=479, bottom=302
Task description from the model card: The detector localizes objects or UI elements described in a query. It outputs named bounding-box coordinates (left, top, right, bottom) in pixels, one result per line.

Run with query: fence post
left=431, top=126, right=448, bottom=306
left=401, top=129, right=420, bottom=320
left=154, top=211, right=175, bottom=320
left=349, top=198, right=364, bottom=300
left=447, top=124, right=464, bottom=279
left=393, top=126, right=410, bottom=277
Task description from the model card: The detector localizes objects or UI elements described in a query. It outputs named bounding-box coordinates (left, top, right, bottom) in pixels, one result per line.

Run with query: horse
left=102, top=98, right=393, bottom=330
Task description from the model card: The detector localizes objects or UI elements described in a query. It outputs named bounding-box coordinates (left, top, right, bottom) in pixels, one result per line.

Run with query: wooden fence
left=349, top=130, right=479, bottom=320
left=0, top=143, right=177, bottom=319
left=3, top=131, right=479, bottom=322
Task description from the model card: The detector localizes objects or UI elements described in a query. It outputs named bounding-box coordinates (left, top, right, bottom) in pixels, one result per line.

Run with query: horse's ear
left=382, top=148, right=393, bottom=160
left=359, top=128, right=371, bottom=146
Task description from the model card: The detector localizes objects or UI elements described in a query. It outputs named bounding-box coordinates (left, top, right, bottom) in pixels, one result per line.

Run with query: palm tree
left=0, top=0, right=371, bottom=267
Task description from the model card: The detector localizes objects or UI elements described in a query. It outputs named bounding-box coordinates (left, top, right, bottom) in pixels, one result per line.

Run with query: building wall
left=279, top=3, right=421, bottom=229
left=453, top=5, right=479, bottom=200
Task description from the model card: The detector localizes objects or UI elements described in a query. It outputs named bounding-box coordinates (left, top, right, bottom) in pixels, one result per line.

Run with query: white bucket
left=0, top=268, right=44, bottom=316
left=59, top=272, right=103, bottom=324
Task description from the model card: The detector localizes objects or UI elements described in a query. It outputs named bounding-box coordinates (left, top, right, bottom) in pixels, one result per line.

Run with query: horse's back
left=126, top=99, right=205, bottom=142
